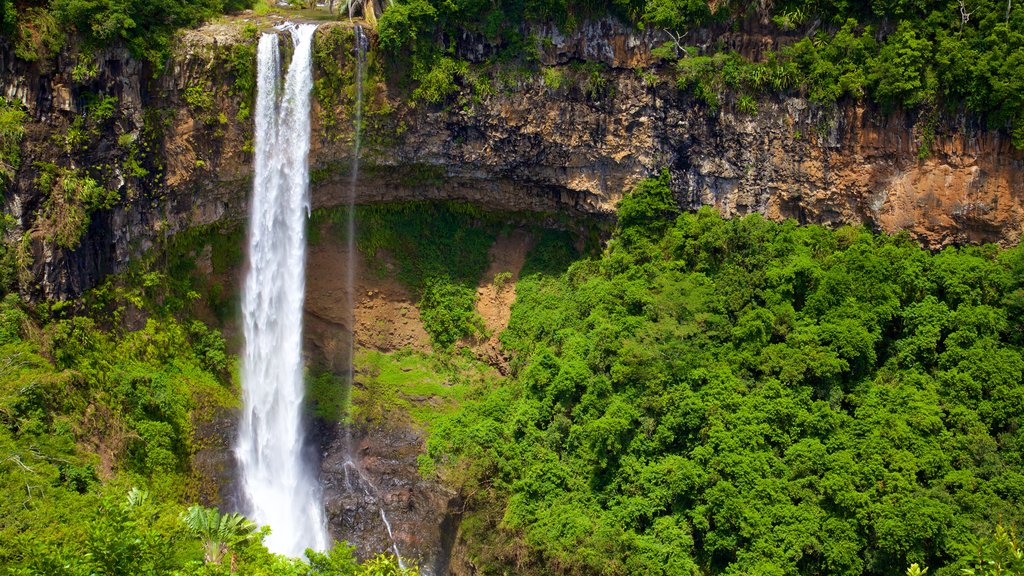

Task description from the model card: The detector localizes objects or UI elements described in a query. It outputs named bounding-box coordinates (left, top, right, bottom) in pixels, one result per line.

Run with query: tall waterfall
left=236, top=23, right=328, bottom=557
left=340, top=24, right=406, bottom=568
left=343, top=25, right=367, bottom=412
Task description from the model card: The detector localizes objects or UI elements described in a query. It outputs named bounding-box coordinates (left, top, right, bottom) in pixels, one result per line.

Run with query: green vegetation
left=312, top=25, right=357, bottom=138
left=0, top=98, right=27, bottom=191
left=184, top=84, right=220, bottom=126
left=0, top=0, right=14, bottom=32
left=376, top=0, right=1024, bottom=145
left=425, top=174, right=1024, bottom=575
left=7, top=0, right=254, bottom=69
left=153, top=221, right=245, bottom=324
left=0, top=215, right=20, bottom=294
left=71, top=47, right=101, bottom=83
left=542, top=67, right=568, bottom=92
left=0, top=216, right=417, bottom=573
left=181, top=504, right=259, bottom=564
left=0, top=281, right=234, bottom=571
left=350, top=348, right=497, bottom=429
left=311, top=202, right=498, bottom=348
left=962, top=525, right=1024, bottom=575
left=63, top=94, right=119, bottom=153
left=411, top=57, right=469, bottom=104
left=12, top=6, right=63, bottom=62
left=307, top=369, right=350, bottom=423
left=34, top=162, right=119, bottom=249
left=912, top=524, right=1024, bottom=575
left=354, top=203, right=492, bottom=348
left=61, top=92, right=146, bottom=192
left=223, top=23, right=260, bottom=122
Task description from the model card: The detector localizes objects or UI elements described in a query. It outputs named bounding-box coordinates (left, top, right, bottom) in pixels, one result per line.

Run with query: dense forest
left=2, top=0, right=1024, bottom=574
left=0, top=225, right=416, bottom=574
left=426, top=175, right=1024, bottom=575
left=3, top=184, right=1023, bottom=574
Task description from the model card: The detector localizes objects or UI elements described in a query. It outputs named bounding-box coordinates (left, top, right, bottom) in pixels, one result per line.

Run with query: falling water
left=236, top=23, right=328, bottom=557
left=380, top=509, right=407, bottom=570
left=343, top=25, right=367, bottom=410
left=340, top=24, right=406, bottom=568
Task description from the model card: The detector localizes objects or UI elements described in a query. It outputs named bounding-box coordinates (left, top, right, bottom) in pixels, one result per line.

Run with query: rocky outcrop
left=3, top=17, right=1023, bottom=300
left=3, top=12, right=1023, bottom=575
left=319, top=422, right=455, bottom=575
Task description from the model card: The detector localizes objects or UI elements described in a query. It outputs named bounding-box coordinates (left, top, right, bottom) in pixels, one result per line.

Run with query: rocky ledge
left=3, top=16, right=1023, bottom=299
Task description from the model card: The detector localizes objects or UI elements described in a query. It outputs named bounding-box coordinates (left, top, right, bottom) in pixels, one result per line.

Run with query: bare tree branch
left=4, top=454, right=35, bottom=472
left=959, top=0, right=974, bottom=31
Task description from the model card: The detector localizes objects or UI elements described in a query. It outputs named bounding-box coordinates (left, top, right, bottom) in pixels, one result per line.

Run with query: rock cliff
left=3, top=16, right=1023, bottom=300
left=2, top=13, right=1023, bottom=573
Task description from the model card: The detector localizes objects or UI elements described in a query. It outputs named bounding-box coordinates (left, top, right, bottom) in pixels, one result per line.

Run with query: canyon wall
left=2, top=17, right=1023, bottom=300
left=3, top=14, right=1023, bottom=573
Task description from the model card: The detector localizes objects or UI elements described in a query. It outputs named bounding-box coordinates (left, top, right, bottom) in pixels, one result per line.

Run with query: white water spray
left=236, top=23, right=328, bottom=557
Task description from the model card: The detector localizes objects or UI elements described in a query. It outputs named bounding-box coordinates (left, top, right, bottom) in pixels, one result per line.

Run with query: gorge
left=0, top=1, right=1023, bottom=575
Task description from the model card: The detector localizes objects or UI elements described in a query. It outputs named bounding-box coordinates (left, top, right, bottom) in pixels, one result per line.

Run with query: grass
left=351, top=348, right=498, bottom=429
left=250, top=0, right=345, bottom=21
left=307, top=368, right=350, bottom=423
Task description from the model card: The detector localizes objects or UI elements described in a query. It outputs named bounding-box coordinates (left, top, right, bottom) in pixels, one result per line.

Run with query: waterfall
left=340, top=24, right=406, bottom=568
left=236, top=23, right=328, bottom=558
left=343, top=25, right=366, bottom=419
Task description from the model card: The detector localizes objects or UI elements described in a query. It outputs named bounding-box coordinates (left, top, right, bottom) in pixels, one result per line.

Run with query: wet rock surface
left=191, top=406, right=243, bottom=510
left=319, top=422, right=455, bottom=575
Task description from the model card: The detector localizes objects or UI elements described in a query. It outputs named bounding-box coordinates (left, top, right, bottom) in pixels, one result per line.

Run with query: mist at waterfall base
left=235, top=23, right=328, bottom=557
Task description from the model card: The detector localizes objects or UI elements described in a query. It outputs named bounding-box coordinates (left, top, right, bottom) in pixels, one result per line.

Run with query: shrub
left=413, top=57, right=468, bottom=104
left=0, top=98, right=27, bottom=188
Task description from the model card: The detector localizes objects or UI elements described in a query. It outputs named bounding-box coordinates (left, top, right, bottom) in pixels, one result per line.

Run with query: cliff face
left=3, top=14, right=1023, bottom=573
left=3, top=17, right=1023, bottom=300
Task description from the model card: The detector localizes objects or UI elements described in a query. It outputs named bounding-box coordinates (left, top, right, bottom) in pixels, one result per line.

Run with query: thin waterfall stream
left=340, top=23, right=407, bottom=569
left=342, top=24, right=366, bottom=459
left=236, top=23, right=327, bottom=557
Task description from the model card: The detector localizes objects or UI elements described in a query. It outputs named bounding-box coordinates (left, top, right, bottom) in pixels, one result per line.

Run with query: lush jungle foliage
left=0, top=286, right=235, bottom=572
left=379, top=0, right=1024, bottom=146
left=0, top=223, right=414, bottom=574
left=426, top=173, right=1024, bottom=575
left=2, top=0, right=253, bottom=65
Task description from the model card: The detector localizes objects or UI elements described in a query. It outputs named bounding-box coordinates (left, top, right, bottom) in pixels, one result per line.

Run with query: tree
left=962, top=525, right=1024, bottom=575
left=182, top=505, right=259, bottom=565
left=869, top=21, right=936, bottom=108
left=641, top=0, right=714, bottom=55
left=376, top=0, right=437, bottom=53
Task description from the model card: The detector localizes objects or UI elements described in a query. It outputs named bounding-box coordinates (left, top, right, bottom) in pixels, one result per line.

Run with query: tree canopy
left=426, top=175, right=1024, bottom=575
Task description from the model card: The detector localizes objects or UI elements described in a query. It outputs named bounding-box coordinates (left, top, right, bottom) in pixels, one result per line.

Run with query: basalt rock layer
left=2, top=13, right=1023, bottom=573
left=2, top=17, right=1023, bottom=300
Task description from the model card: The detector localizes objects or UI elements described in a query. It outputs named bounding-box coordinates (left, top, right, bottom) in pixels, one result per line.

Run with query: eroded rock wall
left=3, top=14, right=1023, bottom=574
left=3, top=17, right=1023, bottom=300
